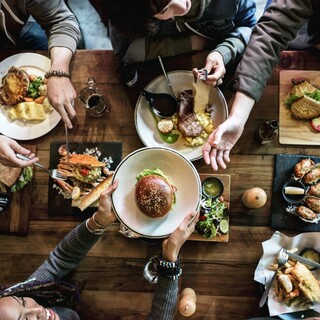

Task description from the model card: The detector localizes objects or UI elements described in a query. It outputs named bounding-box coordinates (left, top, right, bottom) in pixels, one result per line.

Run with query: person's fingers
left=216, top=150, right=227, bottom=170
left=209, top=149, right=219, bottom=171
left=59, top=107, right=73, bottom=129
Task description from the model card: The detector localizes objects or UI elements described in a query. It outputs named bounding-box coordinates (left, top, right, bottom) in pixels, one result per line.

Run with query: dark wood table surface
left=0, top=49, right=319, bottom=319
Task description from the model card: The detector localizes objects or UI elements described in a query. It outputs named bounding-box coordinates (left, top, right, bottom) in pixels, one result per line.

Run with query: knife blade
left=64, top=124, right=70, bottom=163
left=285, top=249, right=320, bottom=269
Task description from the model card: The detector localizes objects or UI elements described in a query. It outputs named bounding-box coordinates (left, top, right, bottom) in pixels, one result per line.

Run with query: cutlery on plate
left=16, top=154, right=67, bottom=181
left=284, top=249, right=320, bottom=269
left=65, top=124, right=70, bottom=163
left=157, top=55, right=177, bottom=99
left=259, top=248, right=288, bottom=308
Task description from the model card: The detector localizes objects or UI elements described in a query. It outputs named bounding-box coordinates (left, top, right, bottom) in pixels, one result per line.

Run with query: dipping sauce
left=202, top=177, right=224, bottom=199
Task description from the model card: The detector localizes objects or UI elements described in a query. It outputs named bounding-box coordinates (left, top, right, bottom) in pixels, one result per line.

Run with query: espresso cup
left=79, top=77, right=109, bottom=117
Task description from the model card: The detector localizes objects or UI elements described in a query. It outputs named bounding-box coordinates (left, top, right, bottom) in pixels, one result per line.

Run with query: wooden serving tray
left=0, top=145, right=35, bottom=235
left=189, top=173, right=231, bottom=242
left=279, top=70, right=320, bottom=145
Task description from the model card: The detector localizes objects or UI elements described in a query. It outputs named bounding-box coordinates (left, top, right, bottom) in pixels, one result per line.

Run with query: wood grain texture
left=0, top=145, right=36, bottom=235
left=0, top=50, right=319, bottom=319
left=279, top=69, right=320, bottom=145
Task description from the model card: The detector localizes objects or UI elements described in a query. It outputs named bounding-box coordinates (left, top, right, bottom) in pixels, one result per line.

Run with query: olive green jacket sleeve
left=232, top=0, right=317, bottom=102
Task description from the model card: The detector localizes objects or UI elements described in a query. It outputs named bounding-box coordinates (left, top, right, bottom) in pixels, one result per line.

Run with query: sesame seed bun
left=135, top=175, right=174, bottom=218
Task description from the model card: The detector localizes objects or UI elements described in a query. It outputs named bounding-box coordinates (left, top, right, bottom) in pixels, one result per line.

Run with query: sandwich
left=0, top=162, right=33, bottom=192
left=285, top=78, right=320, bottom=120
left=74, top=173, right=114, bottom=211
left=135, top=168, right=176, bottom=218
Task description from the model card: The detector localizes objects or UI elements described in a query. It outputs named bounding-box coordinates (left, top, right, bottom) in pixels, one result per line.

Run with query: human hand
left=203, top=92, right=255, bottom=170
left=0, top=136, right=38, bottom=167
left=161, top=211, right=200, bottom=262
left=192, top=51, right=225, bottom=87
left=203, top=117, right=244, bottom=171
left=47, top=76, right=76, bottom=129
left=93, top=179, right=119, bottom=227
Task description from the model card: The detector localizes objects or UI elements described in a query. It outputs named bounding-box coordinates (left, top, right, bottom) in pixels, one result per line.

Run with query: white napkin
left=255, top=230, right=320, bottom=316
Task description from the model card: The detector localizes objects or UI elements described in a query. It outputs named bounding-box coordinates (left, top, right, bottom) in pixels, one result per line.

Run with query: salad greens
left=196, top=197, right=229, bottom=238
left=27, top=76, right=43, bottom=99
left=284, top=89, right=320, bottom=108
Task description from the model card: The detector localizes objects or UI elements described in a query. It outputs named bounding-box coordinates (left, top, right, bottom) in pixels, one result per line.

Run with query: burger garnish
left=135, top=168, right=176, bottom=218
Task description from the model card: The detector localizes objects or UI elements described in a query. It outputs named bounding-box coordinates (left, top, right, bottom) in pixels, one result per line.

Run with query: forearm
left=149, top=276, right=179, bottom=320
left=229, top=92, right=255, bottom=127
left=49, top=47, right=73, bottom=73
left=29, top=221, right=101, bottom=282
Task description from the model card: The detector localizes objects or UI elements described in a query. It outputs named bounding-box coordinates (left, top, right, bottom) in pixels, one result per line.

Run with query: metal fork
left=259, top=248, right=288, bottom=308
left=16, top=154, right=67, bottom=181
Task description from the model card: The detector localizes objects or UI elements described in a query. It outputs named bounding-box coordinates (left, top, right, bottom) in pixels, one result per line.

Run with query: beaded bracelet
left=45, top=70, right=71, bottom=79
left=157, top=256, right=182, bottom=280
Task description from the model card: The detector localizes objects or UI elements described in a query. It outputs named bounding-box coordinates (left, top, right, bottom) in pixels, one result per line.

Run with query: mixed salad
left=195, top=196, right=229, bottom=238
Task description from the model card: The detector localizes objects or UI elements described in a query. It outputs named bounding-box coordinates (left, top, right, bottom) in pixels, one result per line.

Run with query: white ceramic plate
left=111, top=146, right=202, bottom=238
left=134, top=70, right=228, bottom=161
left=0, top=53, right=61, bottom=140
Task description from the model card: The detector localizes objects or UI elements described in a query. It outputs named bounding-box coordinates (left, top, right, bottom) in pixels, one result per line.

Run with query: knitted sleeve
left=29, top=221, right=100, bottom=282
left=149, top=275, right=179, bottom=320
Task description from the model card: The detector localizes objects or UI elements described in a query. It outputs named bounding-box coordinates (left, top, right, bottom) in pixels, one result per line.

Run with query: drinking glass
left=79, top=77, right=109, bottom=117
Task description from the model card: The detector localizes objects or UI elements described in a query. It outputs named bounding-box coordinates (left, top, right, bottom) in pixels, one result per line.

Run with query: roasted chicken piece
left=293, top=158, right=315, bottom=178
left=0, top=66, right=29, bottom=105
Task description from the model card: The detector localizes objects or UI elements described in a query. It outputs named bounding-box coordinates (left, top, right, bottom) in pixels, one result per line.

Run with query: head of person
left=0, top=280, right=80, bottom=320
left=106, top=0, right=191, bottom=36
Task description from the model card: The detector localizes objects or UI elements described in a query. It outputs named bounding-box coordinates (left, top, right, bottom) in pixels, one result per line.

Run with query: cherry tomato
left=80, top=167, right=89, bottom=176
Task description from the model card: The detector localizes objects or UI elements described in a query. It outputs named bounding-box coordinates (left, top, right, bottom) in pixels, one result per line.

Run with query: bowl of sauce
left=202, top=177, right=224, bottom=199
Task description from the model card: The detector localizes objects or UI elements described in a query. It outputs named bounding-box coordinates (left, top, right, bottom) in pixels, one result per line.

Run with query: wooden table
left=0, top=49, right=319, bottom=319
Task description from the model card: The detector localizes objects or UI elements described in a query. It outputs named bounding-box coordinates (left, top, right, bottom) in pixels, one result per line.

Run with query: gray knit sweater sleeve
left=149, top=275, right=179, bottom=320
left=29, top=221, right=100, bottom=282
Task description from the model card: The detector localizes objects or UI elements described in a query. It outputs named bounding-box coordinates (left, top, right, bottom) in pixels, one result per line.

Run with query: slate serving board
left=0, top=145, right=36, bottom=235
left=271, top=153, right=320, bottom=232
left=48, top=142, right=122, bottom=217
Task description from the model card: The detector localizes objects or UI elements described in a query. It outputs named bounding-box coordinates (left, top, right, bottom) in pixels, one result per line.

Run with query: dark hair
left=0, top=279, right=80, bottom=309
left=106, top=0, right=170, bottom=37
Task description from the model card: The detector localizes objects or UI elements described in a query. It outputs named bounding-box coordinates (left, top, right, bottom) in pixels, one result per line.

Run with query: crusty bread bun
left=135, top=175, right=174, bottom=218
left=74, top=173, right=113, bottom=211
left=291, top=96, right=320, bottom=120
left=0, top=162, right=22, bottom=187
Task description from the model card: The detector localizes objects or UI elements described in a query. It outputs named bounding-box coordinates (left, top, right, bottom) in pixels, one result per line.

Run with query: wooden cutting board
left=0, top=145, right=35, bottom=235
left=279, top=70, right=320, bottom=145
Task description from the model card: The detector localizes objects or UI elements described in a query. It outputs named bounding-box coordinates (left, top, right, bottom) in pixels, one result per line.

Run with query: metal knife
left=64, top=124, right=70, bottom=163
left=285, top=249, right=320, bottom=269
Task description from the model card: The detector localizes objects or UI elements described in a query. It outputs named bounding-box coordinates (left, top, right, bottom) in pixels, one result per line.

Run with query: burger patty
left=135, top=175, right=174, bottom=218
left=0, top=66, right=30, bottom=106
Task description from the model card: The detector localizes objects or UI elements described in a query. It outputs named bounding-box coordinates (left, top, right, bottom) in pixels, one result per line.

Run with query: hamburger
left=135, top=168, right=176, bottom=218
left=0, top=162, right=33, bottom=192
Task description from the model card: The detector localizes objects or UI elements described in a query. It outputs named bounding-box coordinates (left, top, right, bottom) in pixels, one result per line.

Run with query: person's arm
left=149, top=212, right=200, bottom=320
left=0, top=136, right=38, bottom=167
left=28, top=0, right=81, bottom=128
left=29, top=180, right=118, bottom=282
left=202, top=92, right=254, bottom=170
left=233, top=0, right=314, bottom=102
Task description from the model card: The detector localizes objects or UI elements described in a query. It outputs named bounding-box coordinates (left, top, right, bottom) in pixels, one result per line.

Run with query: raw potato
left=178, top=288, right=196, bottom=317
